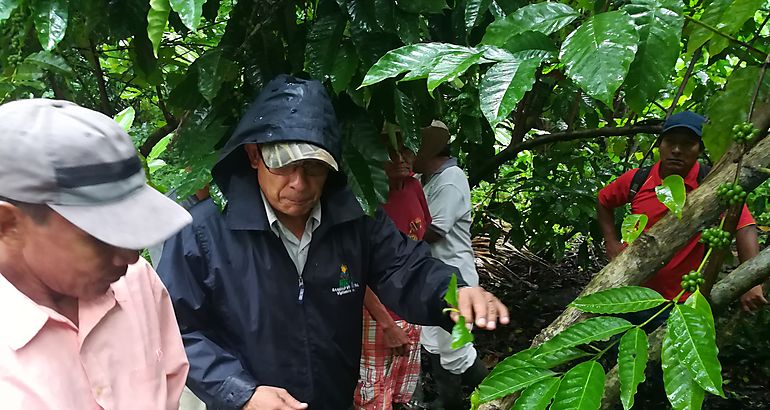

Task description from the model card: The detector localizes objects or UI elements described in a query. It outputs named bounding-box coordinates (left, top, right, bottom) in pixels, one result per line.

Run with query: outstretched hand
left=452, top=287, right=509, bottom=330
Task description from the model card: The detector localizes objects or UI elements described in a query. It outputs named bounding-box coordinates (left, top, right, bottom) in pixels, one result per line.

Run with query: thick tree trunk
left=479, top=108, right=770, bottom=410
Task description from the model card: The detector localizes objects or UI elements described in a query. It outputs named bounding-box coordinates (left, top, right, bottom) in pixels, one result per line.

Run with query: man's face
left=384, top=148, right=413, bottom=180
left=245, top=144, right=328, bottom=218
left=2, top=205, right=139, bottom=300
left=658, top=129, right=702, bottom=177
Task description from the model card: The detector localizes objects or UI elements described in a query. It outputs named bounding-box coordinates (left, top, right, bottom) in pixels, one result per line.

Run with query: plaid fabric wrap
left=354, top=309, right=421, bottom=409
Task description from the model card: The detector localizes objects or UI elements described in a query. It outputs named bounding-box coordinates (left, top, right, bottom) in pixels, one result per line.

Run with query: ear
left=243, top=144, right=260, bottom=170
left=0, top=202, right=24, bottom=246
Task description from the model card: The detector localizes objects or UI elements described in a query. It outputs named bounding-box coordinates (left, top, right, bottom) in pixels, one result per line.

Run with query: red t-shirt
left=598, top=161, right=755, bottom=299
left=382, top=177, right=432, bottom=319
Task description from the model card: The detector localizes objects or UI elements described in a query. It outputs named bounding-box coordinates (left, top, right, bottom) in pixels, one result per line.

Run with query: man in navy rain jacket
left=157, top=75, right=508, bottom=410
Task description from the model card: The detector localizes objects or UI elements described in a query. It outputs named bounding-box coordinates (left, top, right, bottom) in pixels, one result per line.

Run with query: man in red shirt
left=597, top=111, right=767, bottom=311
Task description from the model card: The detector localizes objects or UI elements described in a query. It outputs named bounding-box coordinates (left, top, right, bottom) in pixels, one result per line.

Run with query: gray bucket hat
left=0, top=99, right=192, bottom=249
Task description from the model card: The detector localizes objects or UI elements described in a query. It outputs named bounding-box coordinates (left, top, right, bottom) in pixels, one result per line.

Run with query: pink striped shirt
left=0, top=258, right=188, bottom=409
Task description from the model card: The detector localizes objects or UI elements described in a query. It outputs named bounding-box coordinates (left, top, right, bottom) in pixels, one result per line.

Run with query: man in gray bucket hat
left=0, top=99, right=192, bottom=409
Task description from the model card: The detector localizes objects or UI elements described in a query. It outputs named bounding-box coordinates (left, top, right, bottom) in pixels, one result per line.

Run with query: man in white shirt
left=414, top=121, right=488, bottom=410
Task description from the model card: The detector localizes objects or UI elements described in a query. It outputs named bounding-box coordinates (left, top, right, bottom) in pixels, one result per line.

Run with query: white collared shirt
left=261, top=190, right=322, bottom=274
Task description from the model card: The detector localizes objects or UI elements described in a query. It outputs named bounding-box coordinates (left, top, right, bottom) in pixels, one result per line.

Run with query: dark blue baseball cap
left=662, top=111, right=706, bottom=139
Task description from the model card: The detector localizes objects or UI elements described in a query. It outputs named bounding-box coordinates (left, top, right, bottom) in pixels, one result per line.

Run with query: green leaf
left=551, top=361, right=605, bottom=410
left=465, top=0, right=492, bottom=31
left=482, top=2, right=578, bottom=46
left=492, top=346, right=590, bottom=375
left=559, top=11, right=639, bottom=107
left=147, top=0, right=171, bottom=58
left=396, top=0, right=447, bottom=14
left=394, top=8, right=423, bottom=44
left=571, top=286, right=666, bottom=314
left=619, top=328, right=648, bottom=410
left=0, top=0, right=20, bottom=22
left=512, top=377, right=561, bottom=410
left=655, top=174, right=686, bottom=219
left=662, top=325, right=706, bottom=410
left=426, top=49, right=486, bottom=94
left=393, top=88, right=420, bottom=153
left=537, top=317, right=634, bottom=356
left=305, top=13, right=346, bottom=81
left=688, top=0, right=762, bottom=55
left=444, top=273, right=459, bottom=307
left=148, top=132, right=173, bottom=161
left=331, top=41, right=360, bottom=94
left=703, top=67, right=770, bottom=161
left=113, top=107, right=135, bottom=132
left=341, top=115, right=389, bottom=215
left=169, top=0, right=204, bottom=31
left=684, top=289, right=714, bottom=330
left=501, top=31, right=559, bottom=54
left=196, top=50, right=237, bottom=103
left=451, top=315, right=475, bottom=348
left=621, top=0, right=684, bottom=113
left=479, top=55, right=544, bottom=127
left=478, top=366, right=555, bottom=402
left=360, top=43, right=468, bottom=87
left=667, top=304, right=724, bottom=396
left=621, top=213, right=649, bottom=244
left=23, top=51, right=73, bottom=76
left=32, top=0, right=68, bottom=51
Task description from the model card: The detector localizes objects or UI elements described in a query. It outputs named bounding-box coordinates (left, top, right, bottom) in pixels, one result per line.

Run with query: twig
left=666, top=47, right=702, bottom=117
left=156, top=85, right=176, bottom=125
left=749, top=54, right=770, bottom=120
left=684, top=15, right=768, bottom=58
left=749, top=13, right=770, bottom=47
left=85, top=38, right=113, bottom=115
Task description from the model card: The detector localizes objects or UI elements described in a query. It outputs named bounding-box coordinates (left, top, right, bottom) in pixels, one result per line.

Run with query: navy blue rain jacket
left=157, top=75, right=463, bottom=409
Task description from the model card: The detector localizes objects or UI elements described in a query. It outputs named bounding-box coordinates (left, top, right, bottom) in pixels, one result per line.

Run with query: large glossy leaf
left=32, top=0, right=68, bottom=51
left=621, top=0, right=684, bottom=113
left=451, top=316, right=475, bottom=348
left=512, top=377, right=561, bottom=410
left=619, top=327, right=648, bottom=410
left=559, top=11, right=639, bottom=107
left=502, top=31, right=559, bottom=54
left=688, top=0, right=762, bottom=55
left=426, top=49, right=487, bottom=94
left=667, top=304, right=724, bottom=396
left=480, top=56, right=543, bottom=127
left=684, top=289, right=714, bottom=330
left=621, top=213, right=648, bottom=244
left=482, top=2, right=578, bottom=46
left=393, top=89, right=420, bottom=153
left=704, top=67, right=770, bottom=161
left=537, top=317, right=634, bottom=355
left=341, top=114, right=389, bottom=215
left=196, top=50, right=237, bottom=103
left=551, top=361, right=605, bottom=410
left=114, top=107, right=136, bottom=131
left=169, top=0, right=204, bottom=31
left=0, top=0, right=19, bottom=22
left=305, top=13, right=346, bottom=81
left=528, top=346, right=592, bottom=368
left=331, top=41, right=359, bottom=94
left=478, top=366, right=555, bottom=401
left=23, top=51, right=73, bottom=76
left=360, top=43, right=468, bottom=87
left=465, top=0, right=492, bottom=31
left=571, top=286, right=667, bottom=314
left=655, top=175, right=686, bottom=219
left=394, top=8, right=423, bottom=44
left=396, top=0, right=447, bottom=14
left=147, top=0, right=171, bottom=57
left=662, top=326, right=706, bottom=409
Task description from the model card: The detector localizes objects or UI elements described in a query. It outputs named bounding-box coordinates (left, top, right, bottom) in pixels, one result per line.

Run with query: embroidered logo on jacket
left=332, top=264, right=359, bottom=296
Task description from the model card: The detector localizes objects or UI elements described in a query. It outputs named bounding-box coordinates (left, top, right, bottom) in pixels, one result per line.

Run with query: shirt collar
left=422, top=157, right=458, bottom=185
left=651, top=161, right=701, bottom=190
left=260, top=190, right=322, bottom=237
left=0, top=273, right=51, bottom=350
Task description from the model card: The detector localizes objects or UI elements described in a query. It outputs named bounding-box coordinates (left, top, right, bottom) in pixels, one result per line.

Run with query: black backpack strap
left=628, top=166, right=652, bottom=202
left=697, top=163, right=711, bottom=183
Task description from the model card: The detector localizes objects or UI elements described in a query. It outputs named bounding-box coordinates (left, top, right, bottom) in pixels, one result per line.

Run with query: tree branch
left=684, top=15, right=768, bottom=58
left=84, top=38, right=113, bottom=116
left=156, top=85, right=176, bottom=125
left=469, top=124, right=663, bottom=186
left=139, top=122, right=178, bottom=157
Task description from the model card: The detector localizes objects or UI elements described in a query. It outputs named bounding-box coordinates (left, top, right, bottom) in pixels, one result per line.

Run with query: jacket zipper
left=297, top=274, right=305, bottom=303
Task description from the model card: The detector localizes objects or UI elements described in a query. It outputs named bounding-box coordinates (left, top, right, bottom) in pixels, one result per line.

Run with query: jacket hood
left=212, top=74, right=342, bottom=194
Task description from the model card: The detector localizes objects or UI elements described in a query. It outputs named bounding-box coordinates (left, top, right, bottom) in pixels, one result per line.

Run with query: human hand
left=454, top=287, right=509, bottom=330
left=383, top=324, right=410, bottom=356
left=243, top=386, right=308, bottom=410
left=740, top=285, right=768, bottom=312
left=605, top=239, right=625, bottom=260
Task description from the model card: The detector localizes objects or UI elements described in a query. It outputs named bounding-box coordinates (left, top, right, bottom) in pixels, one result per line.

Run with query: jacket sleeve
left=157, top=224, right=257, bottom=410
left=365, top=208, right=463, bottom=331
